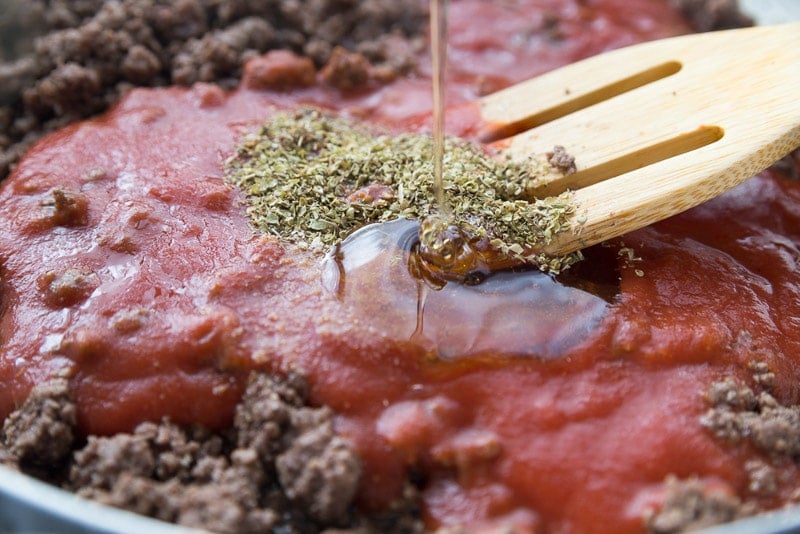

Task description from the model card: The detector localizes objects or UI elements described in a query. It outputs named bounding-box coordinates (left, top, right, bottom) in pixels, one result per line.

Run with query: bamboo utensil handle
left=479, top=23, right=800, bottom=257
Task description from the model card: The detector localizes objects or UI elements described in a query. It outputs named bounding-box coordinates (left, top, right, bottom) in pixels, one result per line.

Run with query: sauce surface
left=2, top=1, right=800, bottom=533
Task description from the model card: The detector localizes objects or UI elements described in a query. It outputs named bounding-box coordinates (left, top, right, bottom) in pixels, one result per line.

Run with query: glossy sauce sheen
left=2, top=1, right=800, bottom=533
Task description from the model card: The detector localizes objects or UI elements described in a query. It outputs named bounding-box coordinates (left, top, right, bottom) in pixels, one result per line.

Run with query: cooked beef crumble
left=1, top=377, right=76, bottom=474
left=701, top=376, right=800, bottom=459
left=773, top=148, right=800, bottom=181
left=638, top=351, right=800, bottom=534
left=645, top=476, right=755, bottom=534
left=0, top=0, right=426, bottom=180
left=668, top=0, right=753, bottom=31
left=1, top=373, right=423, bottom=533
left=547, top=145, right=577, bottom=175
left=0, top=0, right=759, bottom=182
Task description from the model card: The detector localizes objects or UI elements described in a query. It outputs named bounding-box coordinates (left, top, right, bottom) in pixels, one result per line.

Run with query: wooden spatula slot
left=529, top=124, right=724, bottom=198
left=480, top=61, right=682, bottom=143
left=478, top=23, right=800, bottom=257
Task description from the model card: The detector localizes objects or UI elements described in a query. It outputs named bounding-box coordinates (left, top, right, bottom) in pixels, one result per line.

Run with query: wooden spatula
left=479, top=23, right=800, bottom=257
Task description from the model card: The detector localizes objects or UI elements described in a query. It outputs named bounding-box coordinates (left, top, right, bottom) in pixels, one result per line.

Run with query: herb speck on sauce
left=225, top=108, right=582, bottom=273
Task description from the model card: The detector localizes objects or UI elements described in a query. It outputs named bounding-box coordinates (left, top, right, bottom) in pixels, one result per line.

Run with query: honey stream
left=430, top=0, right=449, bottom=213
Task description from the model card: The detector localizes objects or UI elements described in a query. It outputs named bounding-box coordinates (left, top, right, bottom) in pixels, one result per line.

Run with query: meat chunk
left=2, top=378, right=76, bottom=470
left=276, top=407, right=362, bottom=525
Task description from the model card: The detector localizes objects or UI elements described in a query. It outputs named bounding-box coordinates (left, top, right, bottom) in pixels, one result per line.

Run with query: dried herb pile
left=226, top=108, right=581, bottom=272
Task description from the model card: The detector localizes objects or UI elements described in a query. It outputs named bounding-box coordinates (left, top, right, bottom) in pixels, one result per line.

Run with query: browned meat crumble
left=0, top=0, right=426, bottom=180
left=668, top=0, right=753, bottom=30
left=702, top=376, right=800, bottom=459
left=2, top=377, right=76, bottom=474
left=0, top=0, right=758, bottom=182
left=1, top=373, right=423, bottom=534
left=645, top=476, right=756, bottom=534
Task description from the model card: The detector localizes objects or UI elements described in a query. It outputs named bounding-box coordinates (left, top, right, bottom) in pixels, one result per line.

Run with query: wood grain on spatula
left=479, top=23, right=800, bottom=257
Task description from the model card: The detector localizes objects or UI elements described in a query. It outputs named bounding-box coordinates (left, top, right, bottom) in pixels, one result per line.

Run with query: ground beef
left=1, top=377, right=76, bottom=474
left=20, top=0, right=107, bottom=32
left=39, top=268, right=101, bottom=307
left=547, top=145, right=577, bottom=175
left=646, top=477, right=754, bottom=534
left=773, top=148, right=800, bottom=181
left=0, top=0, right=427, bottom=180
left=645, top=359, right=800, bottom=532
left=275, top=406, right=362, bottom=524
left=0, top=371, right=423, bottom=533
left=689, top=366, right=800, bottom=528
left=0, top=0, right=758, bottom=183
left=668, top=0, right=753, bottom=31
left=47, top=187, right=91, bottom=227
left=241, top=50, right=317, bottom=91
left=0, top=447, right=17, bottom=469
left=0, top=3, right=39, bottom=61
left=69, top=372, right=363, bottom=532
left=744, top=459, right=778, bottom=497
left=701, top=377, right=800, bottom=458
left=320, top=46, right=373, bottom=92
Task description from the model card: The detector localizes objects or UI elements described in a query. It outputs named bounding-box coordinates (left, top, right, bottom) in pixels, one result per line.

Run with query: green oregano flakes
left=225, top=107, right=582, bottom=273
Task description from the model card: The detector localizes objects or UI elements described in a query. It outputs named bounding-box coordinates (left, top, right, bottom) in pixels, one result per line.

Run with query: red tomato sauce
left=2, top=1, right=799, bottom=533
